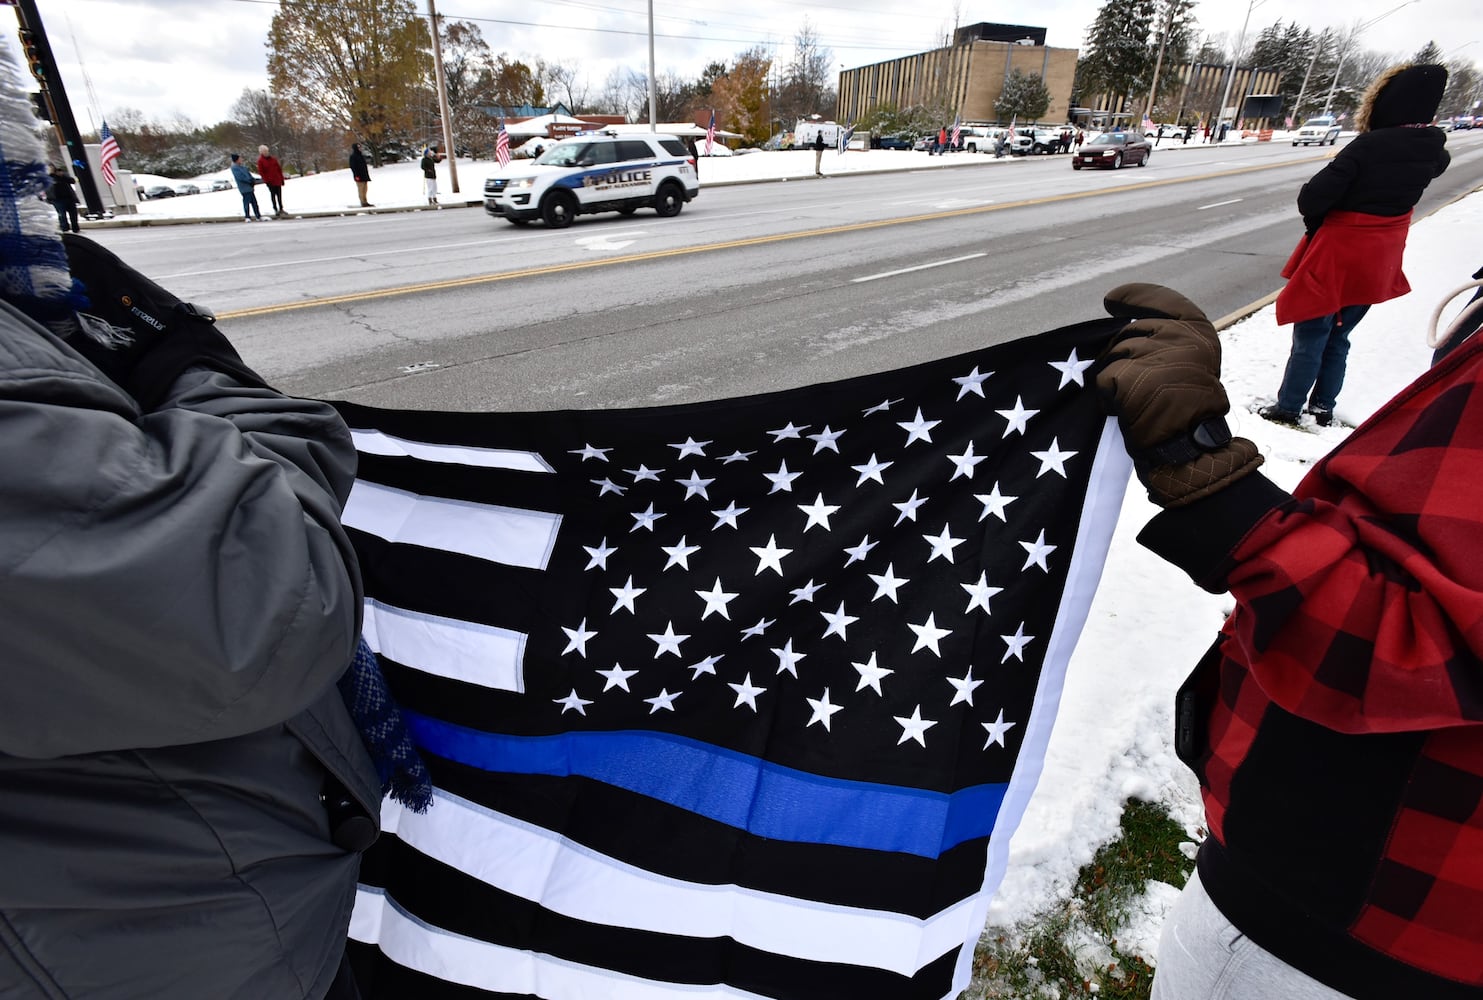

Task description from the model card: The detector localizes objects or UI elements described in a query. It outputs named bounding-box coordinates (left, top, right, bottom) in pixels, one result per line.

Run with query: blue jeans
left=240, top=189, right=261, bottom=219
left=1276, top=304, right=1369, bottom=413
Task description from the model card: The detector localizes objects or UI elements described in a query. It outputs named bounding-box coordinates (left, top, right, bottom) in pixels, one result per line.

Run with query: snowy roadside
left=981, top=186, right=1483, bottom=967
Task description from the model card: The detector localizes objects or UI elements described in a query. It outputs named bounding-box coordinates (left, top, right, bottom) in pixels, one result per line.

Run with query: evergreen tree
left=994, top=69, right=1052, bottom=122
left=1413, top=41, right=1443, bottom=64
left=1078, top=0, right=1160, bottom=112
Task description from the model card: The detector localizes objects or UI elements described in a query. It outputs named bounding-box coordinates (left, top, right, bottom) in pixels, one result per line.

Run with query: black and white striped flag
left=339, top=318, right=1131, bottom=1000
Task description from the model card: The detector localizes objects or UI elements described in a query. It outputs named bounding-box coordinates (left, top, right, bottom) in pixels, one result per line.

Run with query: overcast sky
left=11, top=0, right=1478, bottom=128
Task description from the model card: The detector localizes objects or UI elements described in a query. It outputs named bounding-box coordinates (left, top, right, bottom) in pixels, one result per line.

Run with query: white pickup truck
left=1293, top=116, right=1341, bottom=146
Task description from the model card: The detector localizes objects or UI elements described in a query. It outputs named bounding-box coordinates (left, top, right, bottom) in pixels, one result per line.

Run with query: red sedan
left=1072, top=131, right=1153, bottom=170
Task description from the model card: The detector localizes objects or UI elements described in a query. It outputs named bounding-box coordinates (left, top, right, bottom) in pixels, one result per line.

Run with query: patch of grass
left=967, top=798, right=1193, bottom=1000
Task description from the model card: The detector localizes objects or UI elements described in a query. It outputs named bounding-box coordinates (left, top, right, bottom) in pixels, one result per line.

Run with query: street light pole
left=647, top=0, right=658, bottom=131
left=1322, top=1, right=1420, bottom=116
left=426, top=0, right=459, bottom=193
left=1143, top=1, right=1180, bottom=122
left=1216, top=0, right=1265, bottom=131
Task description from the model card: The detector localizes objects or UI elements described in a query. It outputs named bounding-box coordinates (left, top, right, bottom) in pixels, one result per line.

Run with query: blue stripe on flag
left=409, top=712, right=1007, bottom=857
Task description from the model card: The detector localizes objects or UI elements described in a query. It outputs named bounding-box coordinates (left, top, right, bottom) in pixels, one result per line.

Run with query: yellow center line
left=217, top=160, right=1299, bottom=321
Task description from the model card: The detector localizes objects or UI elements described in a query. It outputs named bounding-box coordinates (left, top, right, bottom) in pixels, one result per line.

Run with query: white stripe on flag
left=954, top=416, right=1132, bottom=989
left=362, top=599, right=527, bottom=691
left=350, top=428, right=555, bottom=472
left=372, top=791, right=975, bottom=976
left=342, top=480, right=562, bottom=570
left=354, top=888, right=779, bottom=1000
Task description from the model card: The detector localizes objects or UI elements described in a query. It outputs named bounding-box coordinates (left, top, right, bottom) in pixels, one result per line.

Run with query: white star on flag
left=851, top=651, right=894, bottom=694
left=583, top=538, right=617, bottom=570
left=974, top=483, right=1018, bottom=523
left=676, top=470, right=715, bottom=499
left=647, top=622, right=689, bottom=658
left=923, top=523, right=966, bottom=563
left=554, top=689, right=594, bottom=715
left=962, top=572, right=1003, bottom=614
left=807, top=426, right=845, bottom=453
left=670, top=437, right=711, bottom=459
left=661, top=537, right=701, bottom=570
left=894, top=705, right=938, bottom=747
left=1001, top=622, right=1034, bottom=662
left=946, top=670, right=983, bottom=707
left=767, top=422, right=808, bottom=441
left=798, top=494, right=841, bottom=531
left=820, top=602, right=859, bottom=640
left=712, top=501, right=748, bottom=529
left=1019, top=529, right=1057, bottom=571
left=1049, top=349, right=1095, bottom=388
left=645, top=689, right=681, bottom=713
left=561, top=618, right=598, bottom=656
left=764, top=461, right=803, bottom=493
left=728, top=673, right=766, bottom=710
left=750, top=534, right=793, bottom=575
left=952, top=366, right=993, bottom=399
left=772, top=639, right=807, bottom=677
left=868, top=563, right=908, bottom=603
left=1031, top=438, right=1077, bottom=478
left=609, top=576, right=645, bottom=613
left=570, top=444, right=612, bottom=461
left=596, top=663, right=639, bottom=691
left=852, top=453, right=893, bottom=486
left=806, top=688, right=844, bottom=730
left=982, top=709, right=1017, bottom=748
left=946, top=441, right=987, bottom=481
left=789, top=579, right=825, bottom=604
left=908, top=613, right=952, bottom=656
left=695, top=578, right=739, bottom=619
left=630, top=504, right=665, bottom=532
left=897, top=408, right=940, bottom=446
left=996, top=396, right=1039, bottom=436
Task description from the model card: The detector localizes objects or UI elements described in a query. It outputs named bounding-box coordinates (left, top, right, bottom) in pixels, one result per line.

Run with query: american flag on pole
left=950, top=116, right=962, bottom=149
left=340, top=319, right=1132, bottom=999
left=1141, top=115, right=1156, bottom=133
left=495, top=119, right=511, bottom=169
left=98, top=120, right=120, bottom=186
left=704, top=109, right=716, bottom=156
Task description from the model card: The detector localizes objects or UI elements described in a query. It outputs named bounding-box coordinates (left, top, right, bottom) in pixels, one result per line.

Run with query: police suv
left=484, top=132, right=698, bottom=228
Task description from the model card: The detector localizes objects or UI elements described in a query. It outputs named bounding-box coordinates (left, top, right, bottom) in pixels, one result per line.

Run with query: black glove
left=1096, top=283, right=1262, bottom=507
left=62, top=234, right=267, bottom=410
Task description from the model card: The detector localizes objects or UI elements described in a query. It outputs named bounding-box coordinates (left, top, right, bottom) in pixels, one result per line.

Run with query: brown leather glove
left=1097, top=283, right=1262, bottom=507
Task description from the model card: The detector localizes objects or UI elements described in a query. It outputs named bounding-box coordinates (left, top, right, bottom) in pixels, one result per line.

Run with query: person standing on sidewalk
left=230, top=153, right=262, bottom=222
left=349, top=142, right=372, bottom=207
left=420, top=144, right=445, bottom=206
left=256, top=144, right=287, bottom=217
left=46, top=163, right=78, bottom=233
left=1260, top=64, right=1450, bottom=427
left=812, top=132, right=826, bottom=176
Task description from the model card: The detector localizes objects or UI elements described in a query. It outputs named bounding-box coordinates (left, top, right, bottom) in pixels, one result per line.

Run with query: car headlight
left=1102, top=150, right=1117, bottom=156
left=509, top=177, right=535, bottom=190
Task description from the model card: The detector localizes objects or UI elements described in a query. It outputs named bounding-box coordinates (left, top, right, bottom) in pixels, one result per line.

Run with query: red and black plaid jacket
left=1139, top=330, right=1483, bottom=999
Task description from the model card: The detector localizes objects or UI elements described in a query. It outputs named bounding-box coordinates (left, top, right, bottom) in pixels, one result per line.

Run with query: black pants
left=54, top=201, right=78, bottom=233
left=268, top=185, right=284, bottom=214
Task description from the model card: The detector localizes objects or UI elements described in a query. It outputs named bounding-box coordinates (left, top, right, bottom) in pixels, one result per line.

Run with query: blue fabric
left=407, top=713, right=1008, bottom=857
left=339, top=638, right=433, bottom=812
left=1276, top=304, right=1370, bottom=412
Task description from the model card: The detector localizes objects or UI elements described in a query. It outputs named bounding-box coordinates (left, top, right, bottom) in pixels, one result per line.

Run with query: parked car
left=174, top=183, right=200, bottom=196
left=484, top=131, right=698, bottom=228
left=1293, top=115, right=1341, bottom=146
left=143, top=185, right=176, bottom=199
left=1028, top=128, right=1065, bottom=154
left=876, top=134, right=913, bottom=150
left=1071, top=131, right=1153, bottom=169
left=997, top=129, right=1034, bottom=155
left=209, top=178, right=232, bottom=192
left=1452, top=115, right=1475, bottom=130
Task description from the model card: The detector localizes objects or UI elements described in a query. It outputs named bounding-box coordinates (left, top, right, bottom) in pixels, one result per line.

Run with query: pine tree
left=994, top=70, right=1052, bottom=122
left=1077, top=0, right=1160, bottom=114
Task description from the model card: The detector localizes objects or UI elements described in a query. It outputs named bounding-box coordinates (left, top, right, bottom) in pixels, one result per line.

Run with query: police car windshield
left=535, top=143, right=588, bottom=167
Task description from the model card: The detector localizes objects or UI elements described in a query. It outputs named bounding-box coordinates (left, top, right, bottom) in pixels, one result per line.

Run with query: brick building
left=837, top=22, right=1079, bottom=125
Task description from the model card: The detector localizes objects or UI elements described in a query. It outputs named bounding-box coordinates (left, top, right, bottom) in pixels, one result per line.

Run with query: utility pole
left=646, top=0, right=657, bottom=130
left=1143, top=1, right=1180, bottom=121
left=425, top=0, right=458, bottom=193
left=1216, top=0, right=1264, bottom=132
left=11, top=0, right=106, bottom=217
left=1292, top=29, right=1328, bottom=123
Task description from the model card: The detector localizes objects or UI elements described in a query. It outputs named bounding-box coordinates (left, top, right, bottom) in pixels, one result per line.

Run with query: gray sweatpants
left=1150, top=871, right=1353, bottom=1000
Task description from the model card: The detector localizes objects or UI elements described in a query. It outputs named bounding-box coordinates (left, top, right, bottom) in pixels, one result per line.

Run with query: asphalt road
left=88, top=132, right=1483, bottom=411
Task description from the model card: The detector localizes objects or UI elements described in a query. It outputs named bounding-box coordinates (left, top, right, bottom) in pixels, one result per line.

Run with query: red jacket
left=256, top=155, right=285, bottom=187
left=1140, top=329, right=1483, bottom=999
left=1275, top=210, right=1413, bottom=326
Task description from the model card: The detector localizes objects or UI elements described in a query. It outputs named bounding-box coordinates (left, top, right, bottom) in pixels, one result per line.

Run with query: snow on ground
left=110, top=128, right=1296, bottom=223
left=112, top=132, right=1483, bottom=972
left=983, top=187, right=1483, bottom=962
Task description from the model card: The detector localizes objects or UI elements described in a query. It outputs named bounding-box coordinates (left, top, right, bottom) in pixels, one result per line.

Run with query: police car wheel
left=654, top=182, right=684, bottom=218
left=542, top=192, right=577, bottom=229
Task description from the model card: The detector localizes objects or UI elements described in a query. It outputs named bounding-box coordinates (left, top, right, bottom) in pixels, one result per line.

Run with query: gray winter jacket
left=0, top=300, right=381, bottom=999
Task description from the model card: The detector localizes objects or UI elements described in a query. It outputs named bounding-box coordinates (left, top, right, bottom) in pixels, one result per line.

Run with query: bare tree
left=537, top=58, right=591, bottom=113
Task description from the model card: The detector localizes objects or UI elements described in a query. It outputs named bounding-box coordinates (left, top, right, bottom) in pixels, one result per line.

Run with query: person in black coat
left=46, top=163, right=78, bottom=233
left=349, top=142, right=372, bottom=207
left=1261, top=64, right=1450, bottom=426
